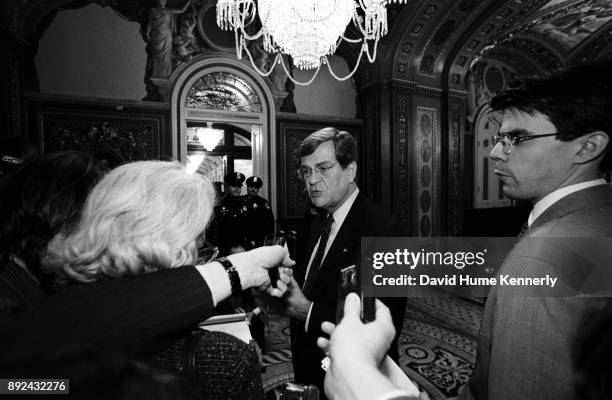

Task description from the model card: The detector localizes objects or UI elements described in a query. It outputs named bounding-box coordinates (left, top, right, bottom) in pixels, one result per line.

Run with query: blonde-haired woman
left=47, top=161, right=216, bottom=283
left=44, top=161, right=290, bottom=400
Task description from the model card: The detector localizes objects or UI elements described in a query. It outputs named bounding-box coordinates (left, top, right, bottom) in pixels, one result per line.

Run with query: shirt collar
left=528, top=179, right=607, bottom=226
left=331, top=187, right=359, bottom=229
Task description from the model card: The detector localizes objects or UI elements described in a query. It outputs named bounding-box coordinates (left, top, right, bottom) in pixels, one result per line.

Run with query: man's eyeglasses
left=490, top=132, right=558, bottom=154
left=298, top=162, right=337, bottom=180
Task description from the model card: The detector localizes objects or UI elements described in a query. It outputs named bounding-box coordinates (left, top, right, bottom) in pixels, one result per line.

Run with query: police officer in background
left=243, top=176, right=275, bottom=249
left=214, top=174, right=268, bottom=346
left=209, top=172, right=249, bottom=256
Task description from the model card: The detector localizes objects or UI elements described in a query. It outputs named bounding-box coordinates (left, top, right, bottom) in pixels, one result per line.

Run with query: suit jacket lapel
left=296, top=214, right=324, bottom=286
left=319, top=194, right=364, bottom=273
left=529, top=185, right=612, bottom=233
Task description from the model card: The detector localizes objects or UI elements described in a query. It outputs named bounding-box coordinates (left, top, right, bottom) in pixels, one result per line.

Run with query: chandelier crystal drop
left=216, top=0, right=408, bottom=85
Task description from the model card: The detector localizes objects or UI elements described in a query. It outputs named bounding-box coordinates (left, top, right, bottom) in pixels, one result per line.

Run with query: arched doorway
left=170, top=55, right=277, bottom=213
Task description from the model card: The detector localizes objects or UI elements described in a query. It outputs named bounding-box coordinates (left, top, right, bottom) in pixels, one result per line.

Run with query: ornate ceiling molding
left=444, top=0, right=548, bottom=92
left=391, top=0, right=498, bottom=85
left=569, top=23, right=612, bottom=64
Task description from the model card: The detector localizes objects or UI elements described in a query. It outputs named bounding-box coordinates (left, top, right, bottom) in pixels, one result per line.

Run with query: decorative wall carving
left=26, top=96, right=169, bottom=160
left=447, top=0, right=548, bottom=91
left=416, top=106, right=437, bottom=237
left=397, top=96, right=409, bottom=224
left=278, top=125, right=313, bottom=219
left=499, top=37, right=562, bottom=69
left=411, top=23, right=425, bottom=37
left=449, top=102, right=462, bottom=235
left=185, top=71, right=263, bottom=112
left=138, top=0, right=295, bottom=109
left=530, top=1, right=612, bottom=51
left=402, top=42, right=414, bottom=54
left=423, top=5, right=439, bottom=18
left=419, top=54, right=437, bottom=75
left=46, top=119, right=157, bottom=161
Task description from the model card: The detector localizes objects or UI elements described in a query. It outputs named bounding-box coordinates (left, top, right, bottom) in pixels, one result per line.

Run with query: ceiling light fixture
left=216, top=0, right=407, bottom=85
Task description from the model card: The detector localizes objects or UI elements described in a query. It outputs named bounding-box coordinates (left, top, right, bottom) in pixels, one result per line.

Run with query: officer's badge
left=243, top=206, right=247, bottom=211
left=253, top=203, right=258, bottom=209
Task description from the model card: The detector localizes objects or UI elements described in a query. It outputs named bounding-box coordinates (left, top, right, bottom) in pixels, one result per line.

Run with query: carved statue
left=173, top=4, right=200, bottom=62
left=144, top=0, right=191, bottom=79
left=248, top=39, right=271, bottom=73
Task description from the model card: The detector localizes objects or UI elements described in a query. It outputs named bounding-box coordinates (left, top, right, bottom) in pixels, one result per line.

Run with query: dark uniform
left=211, top=174, right=267, bottom=346
left=243, top=176, right=275, bottom=248
left=209, top=173, right=249, bottom=256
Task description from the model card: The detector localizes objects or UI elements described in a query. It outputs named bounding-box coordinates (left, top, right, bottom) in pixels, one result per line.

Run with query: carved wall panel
left=446, top=0, right=548, bottom=91
left=26, top=94, right=170, bottom=161
left=416, top=106, right=438, bottom=237
left=396, top=95, right=410, bottom=224
left=448, top=102, right=463, bottom=235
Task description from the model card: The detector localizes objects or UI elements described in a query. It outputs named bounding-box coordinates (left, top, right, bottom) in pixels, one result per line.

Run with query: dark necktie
left=516, top=221, right=529, bottom=240
left=302, top=213, right=334, bottom=297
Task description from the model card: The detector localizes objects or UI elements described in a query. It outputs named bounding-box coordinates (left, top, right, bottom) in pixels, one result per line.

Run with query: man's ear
left=574, top=131, right=610, bottom=165
left=347, top=161, right=357, bottom=183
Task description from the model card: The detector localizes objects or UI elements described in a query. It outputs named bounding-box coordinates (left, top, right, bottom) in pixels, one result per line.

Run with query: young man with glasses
left=305, top=60, right=612, bottom=400
left=460, top=60, right=612, bottom=400
left=269, top=127, right=407, bottom=398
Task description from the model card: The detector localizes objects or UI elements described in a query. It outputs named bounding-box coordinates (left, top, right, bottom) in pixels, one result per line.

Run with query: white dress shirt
left=304, top=187, right=360, bottom=331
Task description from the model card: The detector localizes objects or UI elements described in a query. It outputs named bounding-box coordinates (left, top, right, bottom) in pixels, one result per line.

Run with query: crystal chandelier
left=216, top=0, right=407, bottom=85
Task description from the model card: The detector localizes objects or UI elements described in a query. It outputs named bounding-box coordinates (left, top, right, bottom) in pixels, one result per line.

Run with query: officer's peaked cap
left=246, top=176, right=263, bottom=188
left=225, top=172, right=246, bottom=186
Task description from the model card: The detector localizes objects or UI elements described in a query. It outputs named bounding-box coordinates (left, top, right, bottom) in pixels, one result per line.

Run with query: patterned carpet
left=398, top=297, right=483, bottom=400
left=260, top=296, right=484, bottom=399
left=260, top=313, right=293, bottom=394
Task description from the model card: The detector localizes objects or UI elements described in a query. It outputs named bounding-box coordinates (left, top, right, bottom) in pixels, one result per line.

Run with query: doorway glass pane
left=185, top=72, right=262, bottom=113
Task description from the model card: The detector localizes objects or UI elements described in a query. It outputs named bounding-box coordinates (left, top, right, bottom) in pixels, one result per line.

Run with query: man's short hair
left=490, top=59, right=612, bottom=171
left=298, top=127, right=357, bottom=169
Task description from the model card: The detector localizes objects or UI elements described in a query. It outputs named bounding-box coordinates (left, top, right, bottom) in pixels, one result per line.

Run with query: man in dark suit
left=280, top=127, right=407, bottom=395
left=460, top=60, right=612, bottom=399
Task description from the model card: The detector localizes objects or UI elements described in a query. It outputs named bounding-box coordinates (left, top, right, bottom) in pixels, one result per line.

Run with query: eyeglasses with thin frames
left=298, top=162, right=338, bottom=180
left=490, top=132, right=558, bottom=154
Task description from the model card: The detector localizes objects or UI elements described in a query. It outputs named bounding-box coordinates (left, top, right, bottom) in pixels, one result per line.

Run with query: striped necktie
left=302, top=213, right=334, bottom=297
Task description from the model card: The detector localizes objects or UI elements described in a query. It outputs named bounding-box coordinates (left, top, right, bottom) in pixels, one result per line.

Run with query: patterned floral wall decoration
left=45, top=118, right=159, bottom=162
left=416, top=107, right=437, bottom=237
left=27, top=98, right=167, bottom=162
